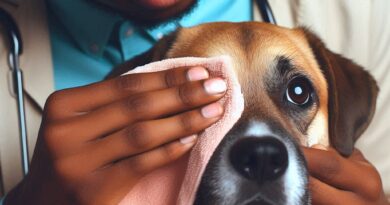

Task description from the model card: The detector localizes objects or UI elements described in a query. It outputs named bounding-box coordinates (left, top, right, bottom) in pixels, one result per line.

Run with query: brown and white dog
left=108, top=22, right=379, bottom=205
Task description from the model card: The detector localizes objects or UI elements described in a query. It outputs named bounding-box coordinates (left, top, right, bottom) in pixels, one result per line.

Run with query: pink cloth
left=119, top=56, right=244, bottom=205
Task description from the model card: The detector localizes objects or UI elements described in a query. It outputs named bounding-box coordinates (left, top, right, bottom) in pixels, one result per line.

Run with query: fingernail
left=204, top=78, right=227, bottom=94
left=311, top=144, right=328, bottom=150
left=201, top=103, right=223, bottom=118
left=180, top=135, right=197, bottom=144
left=187, top=67, right=209, bottom=81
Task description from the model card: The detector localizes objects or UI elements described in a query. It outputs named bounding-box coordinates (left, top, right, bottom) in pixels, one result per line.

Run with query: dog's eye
left=286, top=77, right=312, bottom=106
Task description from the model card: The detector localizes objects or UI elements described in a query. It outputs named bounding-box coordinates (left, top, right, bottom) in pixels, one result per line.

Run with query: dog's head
left=109, top=22, right=378, bottom=205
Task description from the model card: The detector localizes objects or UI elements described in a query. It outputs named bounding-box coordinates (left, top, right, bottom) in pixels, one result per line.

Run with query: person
left=0, top=0, right=389, bottom=204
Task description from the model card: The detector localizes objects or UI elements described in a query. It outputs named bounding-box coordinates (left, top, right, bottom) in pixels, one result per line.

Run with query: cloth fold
left=119, top=55, right=244, bottom=205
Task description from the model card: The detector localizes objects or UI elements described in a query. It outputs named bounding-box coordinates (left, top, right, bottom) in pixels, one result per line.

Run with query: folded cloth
left=119, top=55, right=244, bottom=205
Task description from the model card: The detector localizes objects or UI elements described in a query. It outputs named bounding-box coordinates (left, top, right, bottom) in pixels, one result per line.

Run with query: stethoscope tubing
left=256, top=0, right=277, bottom=25
left=0, top=7, right=29, bottom=176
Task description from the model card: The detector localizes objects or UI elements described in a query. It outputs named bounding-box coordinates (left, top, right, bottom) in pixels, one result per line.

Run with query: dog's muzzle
left=195, top=121, right=310, bottom=205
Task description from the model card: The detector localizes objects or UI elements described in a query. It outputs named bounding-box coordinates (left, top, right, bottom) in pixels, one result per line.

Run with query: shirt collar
left=146, top=22, right=180, bottom=41
left=47, top=0, right=122, bottom=57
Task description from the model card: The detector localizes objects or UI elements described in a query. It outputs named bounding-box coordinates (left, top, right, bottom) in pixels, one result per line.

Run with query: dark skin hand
left=303, top=145, right=390, bottom=205
left=5, top=66, right=226, bottom=205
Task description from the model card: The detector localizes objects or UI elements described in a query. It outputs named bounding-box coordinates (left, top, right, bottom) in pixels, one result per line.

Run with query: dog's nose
left=229, top=137, right=288, bottom=185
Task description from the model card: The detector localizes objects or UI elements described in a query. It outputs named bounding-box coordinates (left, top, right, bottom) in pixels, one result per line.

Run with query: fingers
left=71, top=103, right=223, bottom=168
left=61, top=77, right=226, bottom=143
left=309, top=176, right=363, bottom=205
left=88, top=137, right=197, bottom=202
left=109, top=135, right=197, bottom=179
left=349, top=149, right=368, bottom=162
left=303, top=146, right=383, bottom=200
left=303, top=147, right=361, bottom=190
left=45, top=66, right=209, bottom=120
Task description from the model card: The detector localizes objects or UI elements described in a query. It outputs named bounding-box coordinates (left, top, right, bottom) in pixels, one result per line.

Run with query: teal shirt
left=47, top=0, right=252, bottom=90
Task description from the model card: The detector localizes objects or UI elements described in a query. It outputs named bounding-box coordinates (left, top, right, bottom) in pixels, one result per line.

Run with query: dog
left=108, top=22, right=378, bottom=205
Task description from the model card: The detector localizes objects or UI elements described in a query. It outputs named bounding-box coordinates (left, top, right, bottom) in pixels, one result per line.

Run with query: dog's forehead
left=171, top=23, right=319, bottom=73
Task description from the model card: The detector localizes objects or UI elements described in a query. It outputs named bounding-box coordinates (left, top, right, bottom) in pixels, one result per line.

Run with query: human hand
left=5, top=67, right=226, bottom=205
left=303, top=145, right=390, bottom=205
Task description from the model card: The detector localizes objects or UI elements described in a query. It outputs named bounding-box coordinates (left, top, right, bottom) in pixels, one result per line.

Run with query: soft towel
left=119, top=55, right=244, bottom=205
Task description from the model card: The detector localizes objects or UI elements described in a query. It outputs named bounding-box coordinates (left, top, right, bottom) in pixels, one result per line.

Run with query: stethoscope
left=0, top=0, right=275, bottom=177
left=0, top=7, right=29, bottom=176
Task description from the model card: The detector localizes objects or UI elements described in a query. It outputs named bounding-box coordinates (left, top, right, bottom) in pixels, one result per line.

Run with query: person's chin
left=134, top=0, right=181, bottom=10
left=92, top=0, right=198, bottom=28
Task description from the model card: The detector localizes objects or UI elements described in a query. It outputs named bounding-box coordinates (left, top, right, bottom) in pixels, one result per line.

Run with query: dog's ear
left=105, top=30, right=179, bottom=79
left=302, top=29, right=379, bottom=156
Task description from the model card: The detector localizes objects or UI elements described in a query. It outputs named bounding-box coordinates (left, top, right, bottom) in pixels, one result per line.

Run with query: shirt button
left=157, top=33, right=164, bottom=39
left=89, top=43, right=100, bottom=53
left=125, top=28, right=133, bottom=37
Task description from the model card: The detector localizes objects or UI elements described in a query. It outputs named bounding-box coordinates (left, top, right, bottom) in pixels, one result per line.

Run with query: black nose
left=229, top=137, right=288, bottom=185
